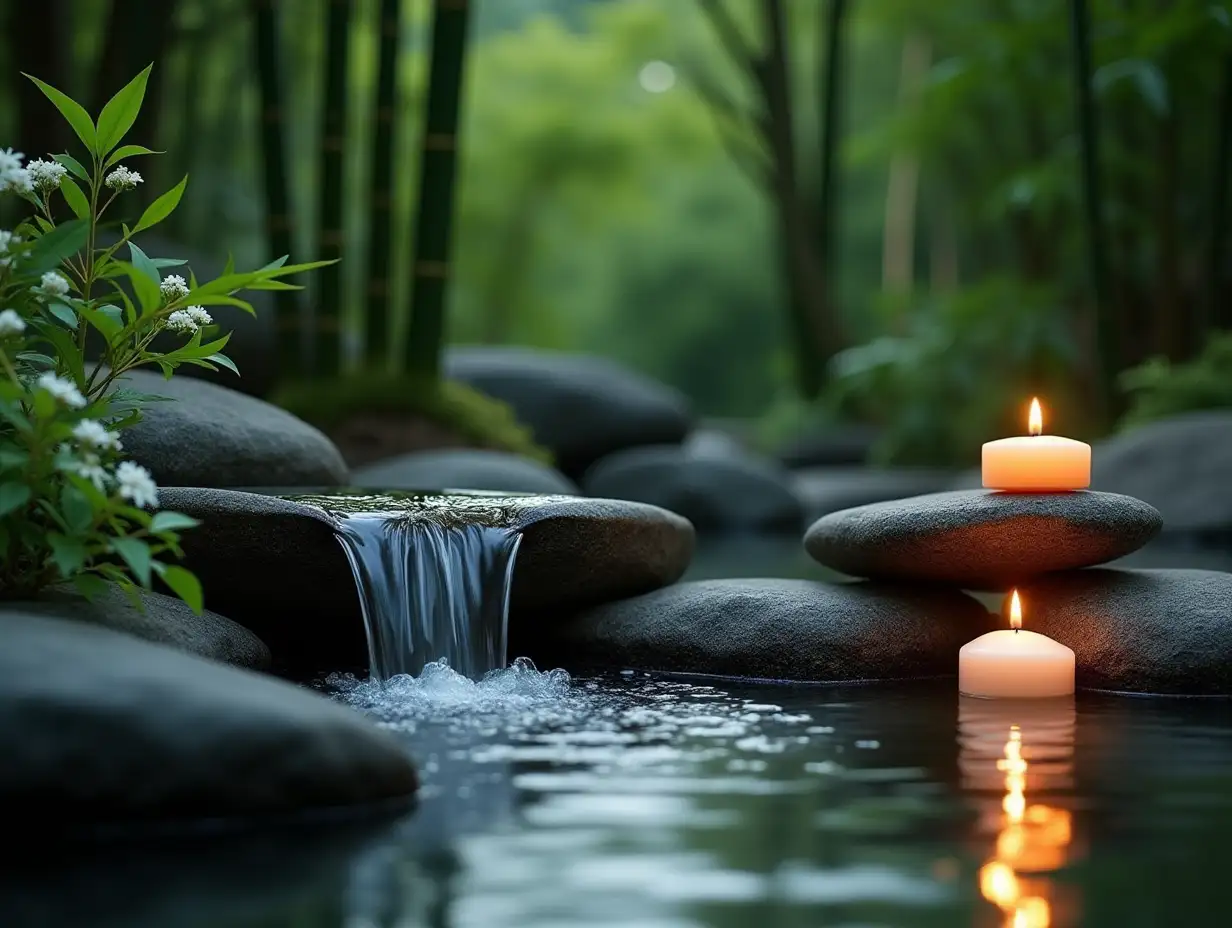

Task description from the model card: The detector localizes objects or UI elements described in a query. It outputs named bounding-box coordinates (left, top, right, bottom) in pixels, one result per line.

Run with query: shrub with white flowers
left=0, top=65, right=331, bottom=608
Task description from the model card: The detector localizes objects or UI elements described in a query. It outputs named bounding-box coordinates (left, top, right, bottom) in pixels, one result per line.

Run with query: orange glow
left=1028, top=398, right=1043, bottom=436
left=1010, top=590, right=1023, bottom=630
left=978, top=722, right=1070, bottom=928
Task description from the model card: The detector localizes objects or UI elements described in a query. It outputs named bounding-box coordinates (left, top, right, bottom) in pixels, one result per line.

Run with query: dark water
left=5, top=538, right=1229, bottom=928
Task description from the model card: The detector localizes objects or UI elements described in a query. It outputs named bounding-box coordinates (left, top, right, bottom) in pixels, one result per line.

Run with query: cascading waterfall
left=335, top=513, right=523, bottom=680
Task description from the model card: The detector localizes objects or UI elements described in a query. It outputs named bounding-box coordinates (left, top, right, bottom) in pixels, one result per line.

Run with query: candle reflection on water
left=959, top=697, right=1081, bottom=928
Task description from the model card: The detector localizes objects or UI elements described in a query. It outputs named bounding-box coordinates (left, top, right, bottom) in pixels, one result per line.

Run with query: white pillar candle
left=982, top=398, right=1091, bottom=491
left=960, top=591, right=1075, bottom=699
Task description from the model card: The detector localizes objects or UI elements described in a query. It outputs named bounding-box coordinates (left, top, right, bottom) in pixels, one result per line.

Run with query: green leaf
left=48, top=533, right=87, bottom=577
left=111, top=536, right=152, bottom=587
left=35, top=324, right=85, bottom=386
left=127, top=241, right=161, bottom=284
left=133, top=175, right=187, bottom=234
left=105, top=144, right=161, bottom=170
left=46, top=302, right=78, bottom=329
left=0, top=482, right=32, bottom=516
left=25, top=219, right=89, bottom=275
left=160, top=564, right=203, bottom=614
left=95, top=64, right=152, bottom=154
left=24, top=73, right=97, bottom=154
left=60, top=177, right=90, bottom=219
left=72, top=573, right=111, bottom=602
left=0, top=448, right=29, bottom=470
left=54, top=153, right=89, bottom=181
left=14, top=352, right=56, bottom=370
left=60, top=484, right=94, bottom=532
left=79, top=303, right=123, bottom=339
left=206, top=352, right=240, bottom=376
left=149, top=511, right=200, bottom=533
left=151, top=257, right=187, bottom=268
left=223, top=252, right=235, bottom=276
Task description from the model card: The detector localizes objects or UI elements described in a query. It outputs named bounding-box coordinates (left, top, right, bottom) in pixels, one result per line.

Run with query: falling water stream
left=334, top=513, right=523, bottom=680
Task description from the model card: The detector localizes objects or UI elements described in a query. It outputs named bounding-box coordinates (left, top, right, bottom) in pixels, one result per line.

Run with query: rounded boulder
left=805, top=489, right=1162, bottom=589
left=353, top=449, right=577, bottom=495
left=542, top=578, right=996, bottom=682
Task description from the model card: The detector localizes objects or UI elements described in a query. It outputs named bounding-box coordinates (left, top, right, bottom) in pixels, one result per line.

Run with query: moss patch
left=271, top=373, right=552, bottom=464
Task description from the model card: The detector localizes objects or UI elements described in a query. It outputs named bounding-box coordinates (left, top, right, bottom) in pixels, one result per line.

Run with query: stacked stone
left=804, top=489, right=1232, bottom=696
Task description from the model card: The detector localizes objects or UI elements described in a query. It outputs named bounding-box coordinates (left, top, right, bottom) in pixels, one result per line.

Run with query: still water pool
left=12, top=539, right=1231, bottom=928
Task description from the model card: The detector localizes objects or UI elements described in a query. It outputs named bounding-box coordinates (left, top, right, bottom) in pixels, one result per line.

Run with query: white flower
left=26, top=158, right=67, bottom=193
left=165, top=309, right=198, bottom=334
left=72, top=451, right=110, bottom=491
left=115, top=461, right=158, bottom=508
left=71, top=418, right=122, bottom=451
left=160, top=274, right=189, bottom=302
left=0, top=230, right=21, bottom=268
left=0, top=148, right=30, bottom=195
left=36, top=372, right=86, bottom=409
left=104, top=165, right=143, bottom=191
left=35, top=271, right=70, bottom=300
left=185, top=305, right=212, bottom=326
left=0, top=308, right=25, bottom=337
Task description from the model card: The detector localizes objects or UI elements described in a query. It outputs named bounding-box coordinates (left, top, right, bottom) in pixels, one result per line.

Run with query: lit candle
left=959, top=591, right=1075, bottom=699
left=982, top=398, right=1091, bottom=491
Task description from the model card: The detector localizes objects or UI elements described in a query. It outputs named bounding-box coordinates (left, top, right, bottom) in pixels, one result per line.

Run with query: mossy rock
left=271, top=374, right=551, bottom=468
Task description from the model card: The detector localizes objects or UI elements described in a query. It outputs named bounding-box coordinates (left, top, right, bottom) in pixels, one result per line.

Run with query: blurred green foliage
left=6, top=0, right=1230, bottom=463
left=1120, top=330, right=1232, bottom=429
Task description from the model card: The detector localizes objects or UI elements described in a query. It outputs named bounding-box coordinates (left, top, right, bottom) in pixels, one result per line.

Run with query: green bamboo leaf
left=79, top=304, right=123, bottom=339
left=23, top=73, right=97, bottom=154
left=127, top=241, right=162, bottom=284
left=159, top=565, right=203, bottom=614
left=53, top=153, right=89, bottom=181
left=205, top=352, right=240, bottom=376
left=60, top=177, right=90, bottom=219
left=111, top=537, right=152, bottom=586
left=96, top=65, right=152, bottom=154
left=105, top=144, right=162, bottom=169
left=133, top=175, right=188, bottom=233
left=0, top=483, right=32, bottom=516
left=149, top=511, right=200, bottom=533
left=46, top=302, right=78, bottom=329
left=48, top=533, right=87, bottom=578
left=25, top=219, right=89, bottom=275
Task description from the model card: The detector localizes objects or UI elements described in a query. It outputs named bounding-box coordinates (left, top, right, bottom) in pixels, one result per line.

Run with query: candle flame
left=1010, top=589, right=1023, bottom=629
left=1028, top=398, right=1043, bottom=437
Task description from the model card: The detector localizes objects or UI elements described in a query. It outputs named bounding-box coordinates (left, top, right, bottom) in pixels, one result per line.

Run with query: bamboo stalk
left=313, top=0, right=353, bottom=377
left=815, top=0, right=848, bottom=317
left=1209, top=49, right=1232, bottom=333
left=250, top=0, right=301, bottom=374
left=1068, top=0, right=1117, bottom=422
left=365, top=0, right=402, bottom=368
left=404, top=0, right=472, bottom=380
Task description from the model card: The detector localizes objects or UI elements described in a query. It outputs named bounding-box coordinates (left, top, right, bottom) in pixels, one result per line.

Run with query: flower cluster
left=0, top=148, right=32, bottom=195
left=105, top=165, right=143, bottom=191
left=0, top=229, right=21, bottom=269
left=0, top=308, right=26, bottom=337
left=165, top=305, right=212, bottom=335
left=26, top=158, right=67, bottom=193
left=160, top=274, right=189, bottom=302
left=33, top=271, right=70, bottom=301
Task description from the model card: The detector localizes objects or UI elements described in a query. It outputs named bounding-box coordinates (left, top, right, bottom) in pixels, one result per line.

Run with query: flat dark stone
left=1024, top=568, right=1232, bottom=696
left=539, top=578, right=996, bottom=682
left=0, top=612, right=416, bottom=826
left=3, top=584, right=269, bottom=670
left=353, top=448, right=578, bottom=496
left=158, top=487, right=695, bottom=674
left=804, top=490, right=1162, bottom=589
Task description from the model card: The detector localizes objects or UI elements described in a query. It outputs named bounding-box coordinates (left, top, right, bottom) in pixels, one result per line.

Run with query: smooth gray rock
left=1024, top=568, right=1232, bottom=695
left=543, top=578, right=996, bottom=682
left=4, top=584, right=269, bottom=670
left=805, top=489, right=1162, bottom=589
left=117, top=370, right=349, bottom=488
left=1093, top=412, right=1232, bottom=536
left=445, top=346, right=692, bottom=478
left=0, top=613, right=417, bottom=824
left=158, top=487, right=695, bottom=672
left=353, top=449, right=578, bottom=495
left=793, top=467, right=956, bottom=524
left=584, top=445, right=804, bottom=534
left=777, top=424, right=880, bottom=469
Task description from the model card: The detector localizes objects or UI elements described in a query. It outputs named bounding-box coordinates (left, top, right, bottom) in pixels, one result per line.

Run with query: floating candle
left=959, top=591, right=1075, bottom=699
left=982, top=398, right=1090, bottom=491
